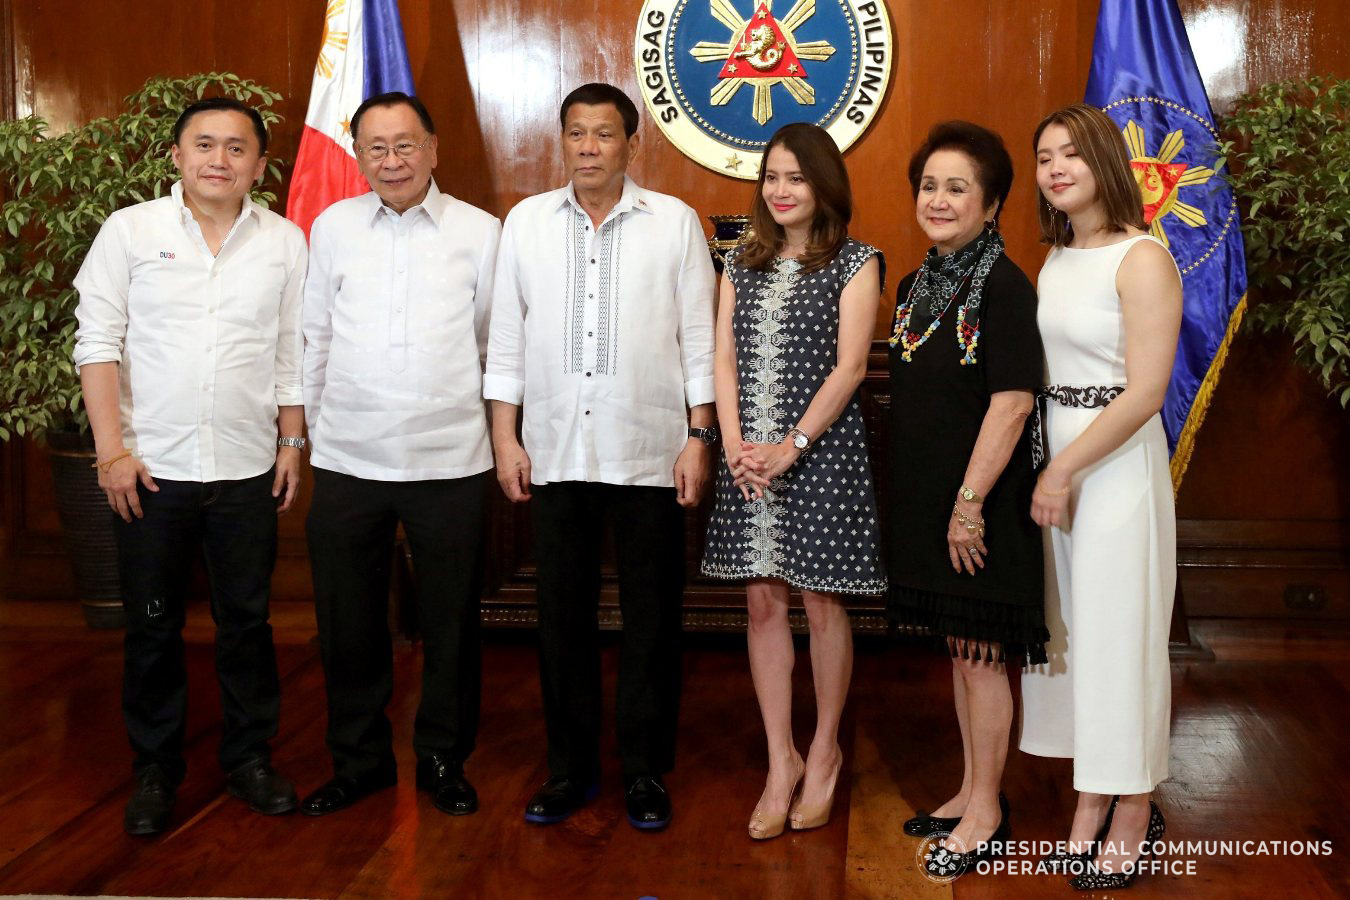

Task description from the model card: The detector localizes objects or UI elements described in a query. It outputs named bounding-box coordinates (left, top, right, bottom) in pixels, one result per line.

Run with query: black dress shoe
left=415, top=754, right=478, bottom=816
left=625, top=775, right=672, bottom=830
left=921, top=800, right=1012, bottom=881
left=523, top=776, right=598, bottom=824
left=124, top=766, right=176, bottom=836
left=227, top=761, right=298, bottom=815
left=1070, top=801, right=1166, bottom=891
left=904, top=791, right=1005, bottom=838
left=1042, top=795, right=1117, bottom=874
left=301, top=771, right=397, bottom=817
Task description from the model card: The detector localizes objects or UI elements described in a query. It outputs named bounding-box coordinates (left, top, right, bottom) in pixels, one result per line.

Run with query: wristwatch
left=277, top=437, right=307, bottom=451
left=787, top=427, right=811, bottom=451
left=689, top=425, right=721, bottom=446
left=959, top=485, right=983, bottom=503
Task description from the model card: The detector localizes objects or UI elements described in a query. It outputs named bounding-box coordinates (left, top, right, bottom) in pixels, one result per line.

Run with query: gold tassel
left=1169, top=293, right=1249, bottom=495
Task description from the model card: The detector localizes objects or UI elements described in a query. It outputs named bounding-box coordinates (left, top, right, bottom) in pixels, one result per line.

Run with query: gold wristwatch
left=959, top=485, right=983, bottom=503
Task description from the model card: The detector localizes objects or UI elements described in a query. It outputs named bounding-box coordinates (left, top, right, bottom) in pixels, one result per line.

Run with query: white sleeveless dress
left=1018, top=235, right=1176, bottom=795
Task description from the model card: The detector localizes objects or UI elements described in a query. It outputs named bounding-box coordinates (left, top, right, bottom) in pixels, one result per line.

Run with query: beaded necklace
left=887, top=226, right=1003, bottom=365
left=888, top=271, right=974, bottom=363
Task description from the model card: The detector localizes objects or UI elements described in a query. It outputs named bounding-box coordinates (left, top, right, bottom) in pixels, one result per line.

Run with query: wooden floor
left=1, top=602, right=1348, bottom=899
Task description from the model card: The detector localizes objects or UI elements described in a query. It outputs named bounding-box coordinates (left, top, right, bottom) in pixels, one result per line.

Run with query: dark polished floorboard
left=0, top=603, right=1346, bottom=898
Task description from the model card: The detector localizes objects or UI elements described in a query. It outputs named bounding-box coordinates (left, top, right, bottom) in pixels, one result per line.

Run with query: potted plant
left=0, top=72, right=287, bottom=627
left=1220, top=76, right=1350, bottom=408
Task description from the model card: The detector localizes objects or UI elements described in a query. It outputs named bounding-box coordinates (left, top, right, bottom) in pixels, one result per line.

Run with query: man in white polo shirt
left=300, top=92, right=500, bottom=819
left=486, top=82, right=717, bottom=831
left=74, top=97, right=307, bottom=835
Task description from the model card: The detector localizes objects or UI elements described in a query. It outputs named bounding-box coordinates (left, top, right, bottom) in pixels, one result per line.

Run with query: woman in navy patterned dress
left=700, top=124, right=885, bottom=840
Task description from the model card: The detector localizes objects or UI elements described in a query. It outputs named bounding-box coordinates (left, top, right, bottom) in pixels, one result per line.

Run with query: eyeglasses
left=354, top=137, right=432, bottom=161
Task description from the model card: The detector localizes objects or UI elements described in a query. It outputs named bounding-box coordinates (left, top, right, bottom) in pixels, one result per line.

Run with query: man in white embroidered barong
left=484, top=83, right=717, bottom=832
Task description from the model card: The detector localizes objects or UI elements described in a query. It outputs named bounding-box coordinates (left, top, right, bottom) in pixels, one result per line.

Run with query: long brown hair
left=1032, top=104, right=1145, bottom=246
left=738, top=123, right=851, bottom=273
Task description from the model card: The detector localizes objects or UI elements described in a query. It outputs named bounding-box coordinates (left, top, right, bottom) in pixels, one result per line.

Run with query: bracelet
left=1036, top=472, right=1072, bottom=496
left=91, top=450, right=133, bottom=473
left=951, top=503, right=985, bottom=537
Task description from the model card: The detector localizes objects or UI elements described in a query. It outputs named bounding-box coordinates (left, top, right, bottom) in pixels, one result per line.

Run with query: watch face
left=793, top=433, right=809, bottom=450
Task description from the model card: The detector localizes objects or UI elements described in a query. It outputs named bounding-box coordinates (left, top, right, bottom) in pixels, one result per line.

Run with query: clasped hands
left=725, top=439, right=801, bottom=501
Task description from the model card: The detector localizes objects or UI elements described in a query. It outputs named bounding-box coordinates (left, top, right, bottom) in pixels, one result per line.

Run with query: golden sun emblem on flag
left=1122, top=119, right=1216, bottom=248
left=689, top=0, right=837, bottom=125
left=315, top=0, right=350, bottom=80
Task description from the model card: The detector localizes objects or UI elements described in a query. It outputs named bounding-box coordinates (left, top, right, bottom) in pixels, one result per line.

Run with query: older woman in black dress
left=886, top=122, right=1047, bottom=877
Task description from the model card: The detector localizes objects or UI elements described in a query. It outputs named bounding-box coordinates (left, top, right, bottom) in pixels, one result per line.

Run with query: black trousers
left=531, top=481, right=685, bottom=782
left=115, top=469, right=281, bottom=782
left=307, top=467, right=487, bottom=781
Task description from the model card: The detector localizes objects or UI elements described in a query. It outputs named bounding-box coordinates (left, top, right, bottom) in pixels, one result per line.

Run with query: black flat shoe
left=921, top=801, right=1012, bottom=881
left=124, top=766, right=176, bottom=836
left=416, top=754, right=478, bottom=816
left=227, top=760, right=298, bottom=815
left=903, top=792, right=1005, bottom=838
left=1070, top=801, right=1166, bottom=891
left=1042, top=795, right=1118, bottom=874
left=625, top=775, right=672, bottom=830
left=301, top=771, right=397, bottom=817
left=524, top=776, right=598, bottom=825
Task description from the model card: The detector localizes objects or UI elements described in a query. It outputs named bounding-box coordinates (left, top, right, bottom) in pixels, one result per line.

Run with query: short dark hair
left=559, top=83, right=640, bottom=138
left=907, top=121, right=1014, bottom=223
left=350, top=91, right=436, bottom=143
left=173, top=97, right=269, bottom=154
left=738, top=123, right=852, bottom=274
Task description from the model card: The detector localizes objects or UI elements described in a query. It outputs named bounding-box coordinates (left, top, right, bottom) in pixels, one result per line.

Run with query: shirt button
left=590, top=258, right=596, bottom=264
left=205, top=345, right=213, bottom=352
left=587, top=331, right=593, bottom=337
left=585, top=410, right=591, bottom=416
left=396, top=306, right=404, bottom=312
left=201, top=383, right=209, bottom=391
left=588, top=294, right=594, bottom=299
left=585, top=372, right=592, bottom=377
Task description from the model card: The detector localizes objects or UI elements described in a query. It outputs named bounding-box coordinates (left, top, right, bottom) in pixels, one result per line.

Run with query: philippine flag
left=286, top=0, right=415, bottom=238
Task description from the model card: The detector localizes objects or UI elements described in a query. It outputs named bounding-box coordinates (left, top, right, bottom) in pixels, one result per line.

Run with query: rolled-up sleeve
left=274, top=229, right=308, bottom=408
left=674, top=208, right=716, bottom=407
left=72, top=213, right=131, bottom=372
left=302, top=216, right=337, bottom=434
left=482, top=214, right=527, bottom=405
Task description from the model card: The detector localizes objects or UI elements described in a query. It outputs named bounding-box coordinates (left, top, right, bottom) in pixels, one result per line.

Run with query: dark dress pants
left=531, top=481, right=685, bottom=782
left=307, top=467, right=487, bottom=781
left=116, top=469, right=282, bottom=782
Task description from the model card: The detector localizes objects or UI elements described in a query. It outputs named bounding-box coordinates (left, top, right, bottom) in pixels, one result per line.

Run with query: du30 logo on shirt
left=636, top=0, right=893, bottom=179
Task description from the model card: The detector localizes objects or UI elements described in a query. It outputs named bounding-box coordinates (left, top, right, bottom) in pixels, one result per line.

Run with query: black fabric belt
left=1030, top=384, right=1126, bottom=470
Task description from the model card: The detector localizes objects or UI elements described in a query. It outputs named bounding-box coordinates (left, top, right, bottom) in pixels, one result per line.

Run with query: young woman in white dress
left=1019, top=104, right=1182, bottom=891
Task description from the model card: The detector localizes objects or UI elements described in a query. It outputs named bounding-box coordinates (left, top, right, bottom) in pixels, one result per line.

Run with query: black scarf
left=910, top=225, right=1005, bottom=323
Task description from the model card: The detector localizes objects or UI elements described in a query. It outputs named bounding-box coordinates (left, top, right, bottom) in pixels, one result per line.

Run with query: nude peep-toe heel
left=748, top=758, right=805, bottom=840
left=788, top=745, right=842, bottom=831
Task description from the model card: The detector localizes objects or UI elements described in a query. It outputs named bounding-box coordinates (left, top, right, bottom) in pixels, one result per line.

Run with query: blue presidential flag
left=1085, top=0, right=1248, bottom=485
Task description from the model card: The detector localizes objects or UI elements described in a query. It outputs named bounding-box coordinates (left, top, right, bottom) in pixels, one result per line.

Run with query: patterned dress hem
left=701, top=564, right=886, bottom=596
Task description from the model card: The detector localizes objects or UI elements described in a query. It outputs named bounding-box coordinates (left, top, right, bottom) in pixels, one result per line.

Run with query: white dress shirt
left=484, top=176, right=716, bottom=487
left=72, top=181, right=307, bottom=482
left=303, top=184, right=501, bottom=481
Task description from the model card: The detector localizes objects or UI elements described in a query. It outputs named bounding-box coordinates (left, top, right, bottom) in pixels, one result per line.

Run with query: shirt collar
left=366, top=178, right=445, bottom=226
left=557, top=175, right=654, bottom=220
left=171, top=180, right=258, bottom=229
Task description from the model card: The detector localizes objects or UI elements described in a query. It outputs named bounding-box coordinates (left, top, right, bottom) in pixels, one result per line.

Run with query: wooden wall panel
left=3, top=0, right=1349, bottom=622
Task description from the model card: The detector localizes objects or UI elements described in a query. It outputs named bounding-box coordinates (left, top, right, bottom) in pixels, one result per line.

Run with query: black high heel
left=903, top=791, right=1006, bottom=837
left=1069, top=801, right=1166, bottom=891
left=1041, top=795, right=1117, bottom=874
left=920, top=795, right=1011, bottom=880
